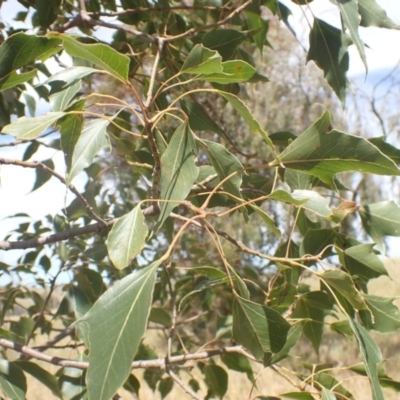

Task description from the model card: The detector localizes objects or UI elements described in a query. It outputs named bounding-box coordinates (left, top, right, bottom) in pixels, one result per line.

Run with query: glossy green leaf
left=204, top=364, right=228, bottom=399
left=80, top=260, right=161, bottom=400
left=232, top=297, right=291, bottom=360
left=0, top=33, right=61, bottom=80
left=158, top=122, right=199, bottom=227
left=108, top=205, right=148, bottom=269
left=201, top=29, right=247, bottom=60
left=14, top=361, right=62, bottom=398
left=342, top=244, right=388, bottom=283
left=219, top=91, right=273, bottom=147
left=200, top=60, right=256, bottom=84
left=348, top=319, right=384, bottom=400
left=59, top=100, right=85, bottom=171
left=44, top=66, right=100, bottom=88
left=50, top=81, right=81, bottom=111
left=181, top=44, right=223, bottom=74
left=332, top=0, right=367, bottom=70
left=267, top=189, right=332, bottom=218
left=363, top=295, right=400, bottom=333
left=202, top=139, right=243, bottom=199
left=322, top=270, right=366, bottom=310
left=359, top=201, right=400, bottom=247
left=0, top=360, right=26, bottom=400
left=0, top=70, right=37, bottom=92
left=31, top=158, right=55, bottom=192
left=67, top=118, right=111, bottom=183
left=49, top=33, right=130, bottom=81
left=278, top=111, right=400, bottom=185
left=2, top=112, right=65, bottom=140
left=358, top=0, right=400, bottom=29
left=307, top=19, right=351, bottom=103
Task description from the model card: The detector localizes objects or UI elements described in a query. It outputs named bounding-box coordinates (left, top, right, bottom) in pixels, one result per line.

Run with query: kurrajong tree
left=1, top=0, right=400, bottom=399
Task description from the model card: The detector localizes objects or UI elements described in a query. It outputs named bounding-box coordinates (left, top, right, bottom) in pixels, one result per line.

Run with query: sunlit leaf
left=2, top=112, right=65, bottom=140
left=0, top=70, right=37, bottom=92
left=362, top=295, right=400, bottom=333
left=181, top=44, right=223, bottom=74
left=80, top=260, right=161, bottom=400
left=199, top=60, right=256, bottom=84
left=67, top=118, right=111, bottom=183
left=50, top=81, right=81, bottom=111
left=107, top=205, right=148, bottom=270
left=158, top=122, right=199, bottom=227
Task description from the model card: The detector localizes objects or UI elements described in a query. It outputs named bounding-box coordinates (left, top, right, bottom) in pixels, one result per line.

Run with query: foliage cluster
left=1, top=0, right=400, bottom=399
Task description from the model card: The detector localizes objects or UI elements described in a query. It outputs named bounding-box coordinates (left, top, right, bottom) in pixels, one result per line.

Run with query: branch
left=0, top=157, right=107, bottom=227
left=0, top=337, right=255, bottom=370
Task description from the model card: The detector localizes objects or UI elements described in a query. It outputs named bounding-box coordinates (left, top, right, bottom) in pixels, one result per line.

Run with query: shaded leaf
left=369, top=137, right=400, bottom=165
left=0, top=360, right=26, bottom=400
left=249, top=204, right=281, bottom=237
left=278, top=111, right=400, bottom=185
left=67, top=118, right=111, bottom=183
left=108, top=205, right=148, bottom=270
left=2, top=112, right=65, bottom=140
left=204, top=364, right=228, bottom=399
left=358, top=0, right=400, bottom=29
left=221, top=353, right=254, bottom=383
left=80, top=260, right=161, bottom=400
left=181, top=99, right=222, bottom=134
left=50, top=81, right=81, bottom=112
left=43, top=66, right=100, bottom=88
left=31, top=158, right=55, bottom=192
left=232, top=296, right=291, bottom=360
left=363, top=295, right=400, bottom=333
left=307, top=18, right=350, bottom=103
left=246, top=1, right=269, bottom=53
left=158, top=123, right=199, bottom=227
left=201, top=29, right=247, bottom=60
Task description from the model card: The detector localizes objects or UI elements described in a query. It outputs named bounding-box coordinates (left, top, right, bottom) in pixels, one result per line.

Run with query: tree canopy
left=1, top=0, right=400, bottom=399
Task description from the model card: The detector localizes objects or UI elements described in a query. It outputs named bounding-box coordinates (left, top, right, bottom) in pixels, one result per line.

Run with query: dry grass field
left=8, top=258, right=400, bottom=399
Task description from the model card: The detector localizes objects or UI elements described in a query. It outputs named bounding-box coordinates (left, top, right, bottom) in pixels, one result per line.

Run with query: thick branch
left=0, top=337, right=254, bottom=370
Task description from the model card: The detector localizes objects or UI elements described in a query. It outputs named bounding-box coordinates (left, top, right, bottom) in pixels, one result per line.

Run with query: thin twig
left=0, top=157, right=107, bottom=227
left=145, top=38, right=164, bottom=108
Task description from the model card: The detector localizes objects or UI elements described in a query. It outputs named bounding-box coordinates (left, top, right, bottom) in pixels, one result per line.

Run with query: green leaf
left=2, top=112, right=65, bottom=140
left=267, top=189, right=332, bottom=218
left=332, top=0, right=367, bottom=70
left=348, top=319, right=384, bottom=400
left=358, top=0, right=400, bottom=29
left=369, top=137, right=400, bottom=165
left=232, top=296, right=291, bottom=360
left=49, top=33, right=130, bottom=81
left=201, top=29, right=247, bottom=60
left=278, top=111, right=400, bottom=185
left=342, top=244, right=388, bottom=283
left=0, top=32, right=61, bottom=80
left=67, top=118, right=111, bottom=183
left=321, top=387, right=336, bottom=400
left=107, top=205, right=148, bottom=270
left=307, top=19, right=351, bottom=103
left=202, top=140, right=243, bottom=199
left=292, top=291, right=333, bottom=354
left=246, top=1, right=269, bottom=53
left=0, top=70, right=37, bottom=91
left=0, top=360, right=27, bottom=400
left=158, top=376, right=173, bottom=398
left=36, top=0, right=61, bottom=27
left=31, top=158, right=55, bottom=192
left=158, top=122, right=199, bottom=227
left=300, top=229, right=335, bottom=258
left=80, top=260, right=161, bottom=400
left=363, top=295, right=400, bottom=333
left=181, top=99, right=222, bottom=134
left=281, top=392, right=314, bottom=400
left=199, top=60, right=256, bottom=84
left=58, top=365, right=87, bottom=400
left=219, top=91, right=273, bottom=147
left=149, top=307, right=172, bottom=327
left=181, top=44, right=223, bottom=74
left=249, top=204, right=281, bottom=237
left=44, top=66, right=100, bottom=88
left=313, top=372, right=354, bottom=399
left=14, top=361, right=62, bottom=398
left=50, top=80, right=81, bottom=111
left=359, top=201, right=400, bottom=248
left=221, top=353, right=254, bottom=383
left=59, top=100, right=85, bottom=171
left=322, top=270, right=366, bottom=310
left=203, top=364, right=228, bottom=399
